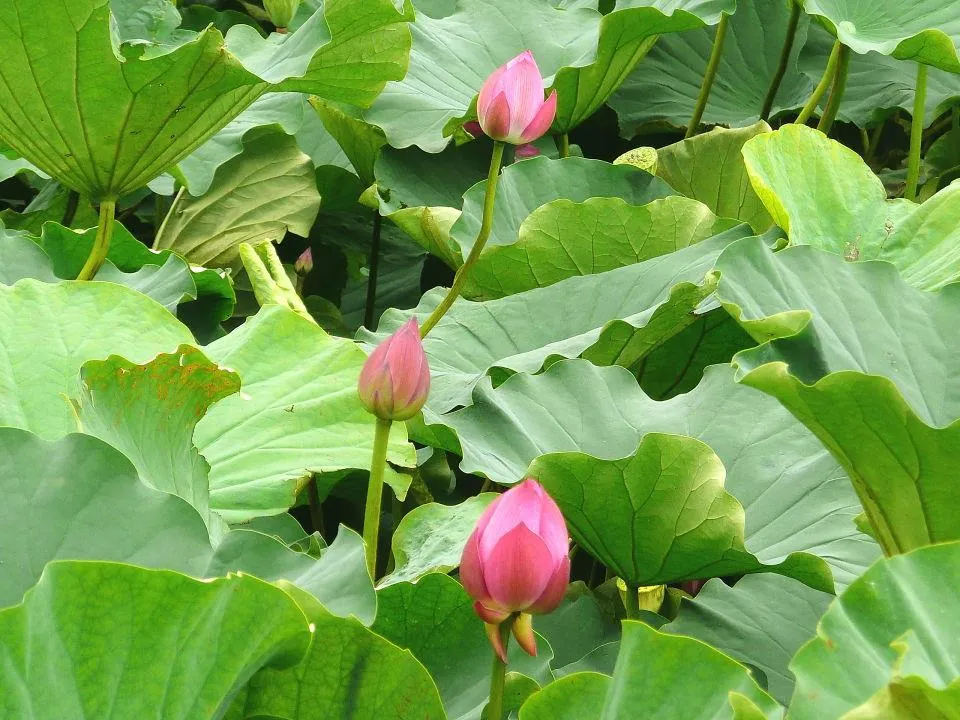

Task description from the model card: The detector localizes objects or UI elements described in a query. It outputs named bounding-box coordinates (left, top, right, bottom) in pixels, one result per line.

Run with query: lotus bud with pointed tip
left=294, top=247, right=313, bottom=276
left=358, top=318, right=430, bottom=421
left=477, top=51, right=558, bottom=146
left=460, top=478, right=570, bottom=660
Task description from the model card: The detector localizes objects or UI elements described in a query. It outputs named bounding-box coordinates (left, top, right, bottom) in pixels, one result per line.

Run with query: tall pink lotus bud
left=460, top=478, right=570, bottom=660
left=477, top=51, right=558, bottom=146
left=294, top=247, right=313, bottom=276
left=358, top=318, right=430, bottom=421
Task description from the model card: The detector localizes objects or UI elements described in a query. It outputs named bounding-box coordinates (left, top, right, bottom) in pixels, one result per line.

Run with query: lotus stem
left=905, top=62, right=928, bottom=202
left=796, top=39, right=841, bottom=126
left=816, top=43, right=850, bottom=134
left=76, top=199, right=116, bottom=281
left=623, top=582, right=641, bottom=620
left=558, top=132, right=570, bottom=158
left=419, top=141, right=505, bottom=338
left=486, top=618, right=514, bottom=720
left=362, top=417, right=393, bottom=579
left=686, top=13, right=730, bottom=139
left=760, top=0, right=801, bottom=121
left=364, top=211, right=383, bottom=329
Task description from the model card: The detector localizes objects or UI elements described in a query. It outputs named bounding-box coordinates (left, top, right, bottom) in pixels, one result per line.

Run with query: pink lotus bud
left=514, top=143, right=540, bottom=160
left=463, top=121, right=484, bottom=138
left=477, top=51, right=558, bottom=146
left=460, top=478, right=570, bottom=660
left=294, top=247, right=313, bottom=275
left=358, top=318, right=430, bottom=421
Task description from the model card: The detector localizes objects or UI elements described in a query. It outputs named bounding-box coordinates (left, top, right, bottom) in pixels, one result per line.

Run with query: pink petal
left=512, top=612, right=538, bottom=657
left=527, top=555, right=570, bottom=615
left=483, top=524, right=554, bottom=611
left=478, top=91, right=512, bottom=141
left=459, top=531, right=489, bottom=602
left=517, top=90, right=557, bottom=144
left=477, top=64, right=508, bottom=119
left=474, top=601, right=510, bottom=625
left=515, top=143, right=540, bottom=159
left=533, top=481, right=569, bottom=563
left=472, top=492, right=503, bottom=545
left=500, top=51, right=547, bottom=137
left=478, top=480, right=545, bottom=557
left=463, top=121, right=484, bottom=138
left=357, top=344, right=393, bottom=418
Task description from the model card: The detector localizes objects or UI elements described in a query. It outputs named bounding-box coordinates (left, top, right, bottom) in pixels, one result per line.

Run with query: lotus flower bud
left=514, top=143, right=540, bottom=160
left=460, top=478, right=570, bottom=660
left=263, top=0, right=300, bottom=31
left=463, top=121, right=483, bottom=138
left=294, top=247, right=313, bottom=276
left=477, top=51, right=558, bottom=146
left=358, top=318, right=430, bottom=421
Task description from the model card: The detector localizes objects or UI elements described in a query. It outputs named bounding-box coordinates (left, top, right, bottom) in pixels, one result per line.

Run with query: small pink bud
left=295, top=247, right=313, bottom=275
left=514, top=143, right=540, bottom=160
left=358, top=318, right=430, bottom=421
left=463, top=121, right=484, bottom=138
left=460, top=478, right=570, bottom=658
left=477, top=51, right=558, bottom=146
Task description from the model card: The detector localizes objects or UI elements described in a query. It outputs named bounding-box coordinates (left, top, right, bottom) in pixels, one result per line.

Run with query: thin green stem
left=307, top=476, right=325, bottom=537
left=62, top=190, right=80, bottom=228
left=486, top=620, right=514, bottom=720
left=796, top=40, right=841, bottom=126
left=419, top=141, right=505, bottom=338
left=905, top=62, right=929, bottom=202
left=760, top=0, right=801, bottom=121
left=686, top=14, right=729, bottom=138
left=622, top=583, right=641, bottom=620
left=558, top=133, right=570, bottom=158
left=362, top=417, right=393, bottom=579
left=866, top=122, right=885, bottom=164
left=364, top=211, right=383, bottom=329
left=816, top=43, right=850, bottom=134
left=76, top=199, right=116, bottom=281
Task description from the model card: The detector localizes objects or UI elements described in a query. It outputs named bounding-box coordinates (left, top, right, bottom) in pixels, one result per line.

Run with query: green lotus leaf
left=364, top=224, right=753, bottom=416
left=372, top=573, right=554, bottom=720
left=790, top=542, right=960, bottom=719
left=743, top=124, right=960, bottom=291
left=800, top=0, right=960, bottom=72
left=439, top=360, right=879, bottom=590
left=716, top=236, right=960, bottom=555
left=666, top=573, right=833, bottom=705
left=155, top=129, right=321, bottom=268
left=0, top=561, right=312, bottom=718
left=197, top=305, right=416, bottom=522
left=611, top=0, right=812, bottom=134
left=0, top=0, right=410, bottom=198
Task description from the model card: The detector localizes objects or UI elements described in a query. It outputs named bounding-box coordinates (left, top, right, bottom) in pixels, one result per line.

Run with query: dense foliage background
left=0, top=0, right=959, bottom=717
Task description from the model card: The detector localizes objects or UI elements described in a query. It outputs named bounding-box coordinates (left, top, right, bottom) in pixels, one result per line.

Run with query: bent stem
left=816, top=43, right=850, bottom=134
left=362, top=417, right=393, bottom=579
left=76, top=198, right=116, bottom=281
left=760, top=0, right=801, bottom=121
left=486, top=618, right=515, bottom=720
left=364, top=211, right=383, bottom=329
left=905, top=62, right=929, bottom=202
left=419, top=141, right=505, bottom=338
left=795, top=39, right=841, bottom=126
left=685, top=13, right=729, bottom=139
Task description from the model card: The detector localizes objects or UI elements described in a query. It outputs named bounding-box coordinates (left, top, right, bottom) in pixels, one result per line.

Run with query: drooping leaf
left=0, top=280, right=193, bottom=439
left=155, top=129, right=321, bottom=268
left=0, top=228, right=59, bottom=283
left=790, top=542, right=960, bottom=719
left=799, top=0, right=960, bottom=72
left=0, top=561, right=312, bottom=718
left=239, top=598, right=446, bottom=720
left=364, top=224, right=753, bottom=416
left=610, top=0, right=812, bottom=134
left=197, top=305, right=416, bottom=522
left=717, top=237, right=960, bottom=555
left=655, top=123, right=774, bottom=232
left=520, top=621, right=781, bottom=719
left=666, top=574, right=833, bottom=705
left=464, top=195, right=736, bottom=298
left=743, top=124, right=960, bottom=291
left=440, top=361, right=879, bottom=590
left=381, top=493, right=497, bottom=586
left=372, top=573, right=554, bottom=720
